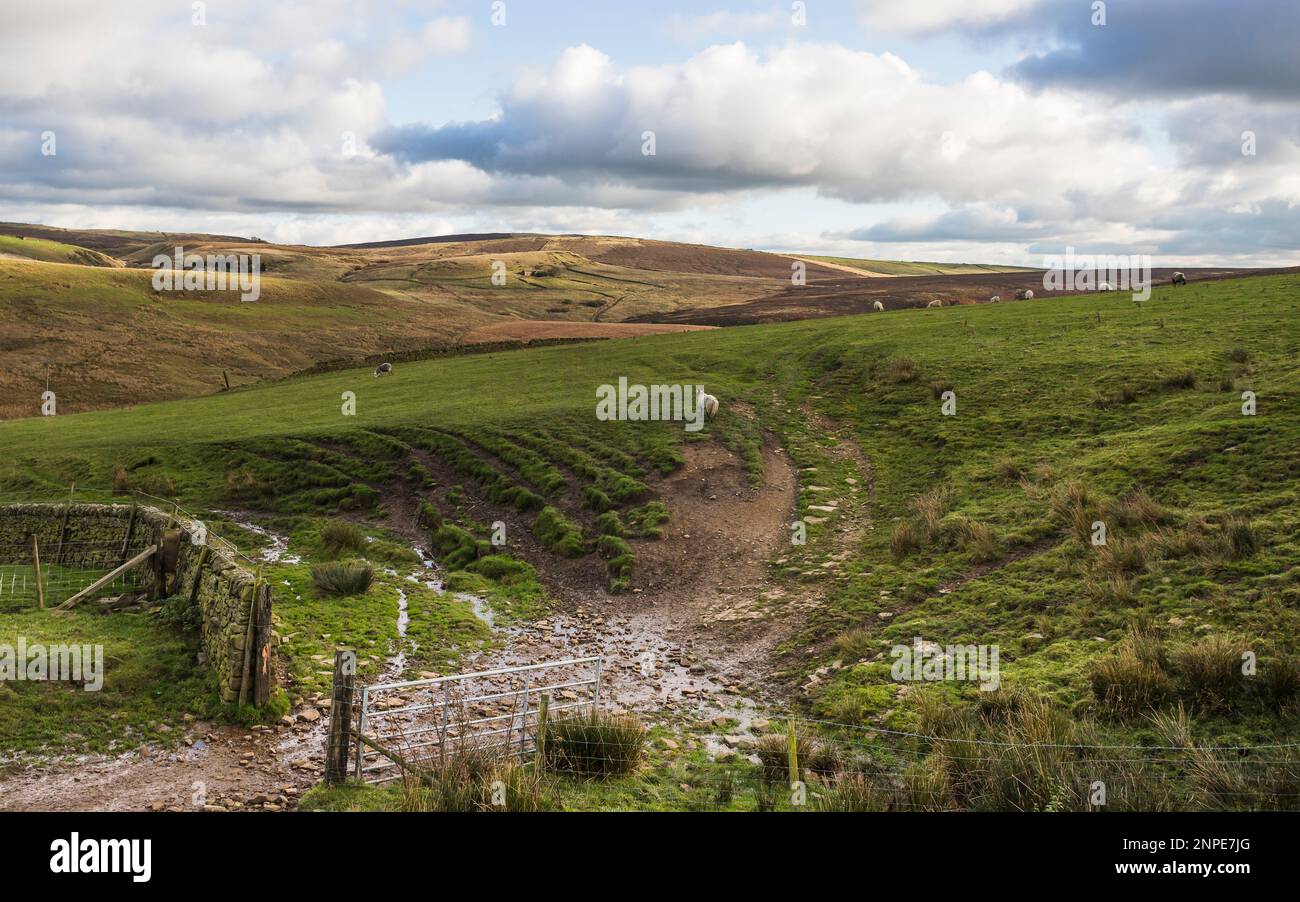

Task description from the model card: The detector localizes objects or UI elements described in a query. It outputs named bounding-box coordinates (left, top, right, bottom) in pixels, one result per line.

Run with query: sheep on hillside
left=697, top=388, right=719, bottom=421
left=989, top=295, right=1000, bottom=303
left=926, top=299, right=943, bottom=309
left=374, top=362, right=393, bottom=377
left=1172, top=271, right=1187, bottom=286
left=873, top=301, right=885, bottom=312
left=1015, top=289, right=1034, bottom=300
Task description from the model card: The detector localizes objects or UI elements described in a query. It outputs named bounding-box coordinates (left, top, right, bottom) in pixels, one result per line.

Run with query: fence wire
left=0, top=539, right=148, bottom=609
left=339, top=679, right=1300, bottom=812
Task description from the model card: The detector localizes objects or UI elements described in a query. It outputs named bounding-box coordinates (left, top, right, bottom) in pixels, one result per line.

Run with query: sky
left=1, top=0, right=1298, bottom=266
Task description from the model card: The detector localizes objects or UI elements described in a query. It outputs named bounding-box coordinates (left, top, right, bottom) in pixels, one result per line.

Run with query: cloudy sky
left=1, top=0, right=1297, bottom=265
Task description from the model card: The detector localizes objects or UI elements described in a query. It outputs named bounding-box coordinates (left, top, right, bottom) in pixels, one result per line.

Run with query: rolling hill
left=0, top=221, right=1291, bottom=419
left=3, top=270, right=1298, bottom=812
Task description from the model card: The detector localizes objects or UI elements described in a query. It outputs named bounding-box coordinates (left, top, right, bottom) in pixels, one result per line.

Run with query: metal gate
left=353, top=656, right=602, bottom=785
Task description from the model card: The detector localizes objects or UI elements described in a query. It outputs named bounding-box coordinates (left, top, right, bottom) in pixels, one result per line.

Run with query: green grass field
left=3, top=271, right=1299, bottom=803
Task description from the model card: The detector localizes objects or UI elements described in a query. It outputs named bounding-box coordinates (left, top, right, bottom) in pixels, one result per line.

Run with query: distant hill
left=0, top=234, right=120, bottom=267
left=0, top=221, right=1285, bottom=416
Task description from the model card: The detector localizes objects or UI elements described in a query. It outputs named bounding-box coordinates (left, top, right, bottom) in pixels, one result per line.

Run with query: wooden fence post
left=326, top=650, right=356, bottom=784
left=31, top=535, right=44, bottom=610
left=120, top=502, right=138, bottom=564
left=535, top=694, right=550, bottom=772
left=252, top=582, right=272, bottom=708
left=786, top=721, right=800, bottom=788
left=237, top=567, right=262, bottom=707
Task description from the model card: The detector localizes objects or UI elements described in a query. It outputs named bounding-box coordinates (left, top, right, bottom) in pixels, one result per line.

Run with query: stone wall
left=0, top=502, right=274, bottom=705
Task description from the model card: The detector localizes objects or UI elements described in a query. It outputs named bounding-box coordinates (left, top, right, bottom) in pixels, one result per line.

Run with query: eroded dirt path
left=462, top=438, right=800, bottom=720
left=0, top=435, right=806, bottom=810
left=0, top=720, right=324, bottom=812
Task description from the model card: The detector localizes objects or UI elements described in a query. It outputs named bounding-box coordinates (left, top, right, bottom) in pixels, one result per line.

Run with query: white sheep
left=696, top=388, right=719, bottom=421
left=1172, top=271, right=1187, bottom=286
left=1015, top=289, right=1034, bottom=300
left=873, top=301, right=885, bottom=312
left=989, top=295, right=1000, bottom=304
left=926, top=299, right=943, bottom=309
left=374, top=362, right=393, bottom=377
left=1098, top=281, right=1113, bottom=292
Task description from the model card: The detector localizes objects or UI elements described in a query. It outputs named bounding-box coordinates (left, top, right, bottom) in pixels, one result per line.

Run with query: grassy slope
left=2, top=273, right=1298, bottom=756
left=0, top=235, right=118, bottom=267
left=0, top=257, right=482, bottom=416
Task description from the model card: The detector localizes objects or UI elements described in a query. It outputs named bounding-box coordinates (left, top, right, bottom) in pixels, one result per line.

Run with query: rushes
left=320, top=519, right=366, bottom=558
left=1090, top=628, right=1173, bottom=716
left=883, top=356, right=919, bottom=384
left=1174, top=636, right=1248, bottom=708
left=310, top=560, right=374, bottom=597
left=542, top=711, right=645, bottom=776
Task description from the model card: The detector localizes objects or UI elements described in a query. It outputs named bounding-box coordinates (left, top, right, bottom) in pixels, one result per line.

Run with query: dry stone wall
left=0, top=502, right=274, bottom=705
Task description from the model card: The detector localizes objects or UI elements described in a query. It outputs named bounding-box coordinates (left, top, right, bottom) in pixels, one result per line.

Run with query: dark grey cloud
left=842, top=207, right=1049, bottom=243
left=1007, top=0, right=1300, bottom=100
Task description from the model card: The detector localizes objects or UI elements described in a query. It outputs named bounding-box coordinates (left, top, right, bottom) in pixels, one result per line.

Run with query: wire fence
left=353, top=657, right=602, bottom=786
left=0, top=540, right=148, bottom=610
left=337, top=657, right=1300, bottom=812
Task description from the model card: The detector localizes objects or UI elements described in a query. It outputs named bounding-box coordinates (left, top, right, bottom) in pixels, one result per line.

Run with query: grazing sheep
left=989, top=295, right=1000, bottom=304
left=926, top=299, right=943, bottom=309
left=697, top=388, right=719, bottom=421
left=1015, top=289, right=1034, bottom=300
left=1172, top=271, right=1187, bottom=286
left=873, top=301, right=885, bottom=312
left=374, top=362, right=393, bottom=377
left=1098, top=281, right=1113, bottom=292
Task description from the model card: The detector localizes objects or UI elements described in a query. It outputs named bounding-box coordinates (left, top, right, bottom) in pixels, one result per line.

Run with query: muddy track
left=0, top=434, right=804, bottom=811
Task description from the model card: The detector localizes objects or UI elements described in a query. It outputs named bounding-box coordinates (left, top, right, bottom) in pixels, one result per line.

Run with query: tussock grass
left=542, top=711, right=645, bottom=776
left=310, top=561, right=374, bottom=597
left=890, top=519, right=923, bottom=558
left=532, top=506, right=586, bottom=557
left=883, top=356, right=919, bottom=384
left=594, top=511, right=624, bottom=537
left=320, top=520, right=366, bottom=558
left=754, top=729, right=839, bottom=785
left=399, top=743, right=549, bottom=812
left=625, top=501, right=668, bottom=538
left=911, top=486, right=950, bottom=536
left=1222, top=515, right=1259, bottom=560
left=1175, top=636, right=1249, bottom=709
left=992, top=456, right=1025, bottom=483
left=832, top=627, right=874, bottom=663
left=1091, top=629, right=1173, bottom=715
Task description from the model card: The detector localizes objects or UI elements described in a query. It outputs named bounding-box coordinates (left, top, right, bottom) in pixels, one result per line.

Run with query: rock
left=296, top=708, right=321, bottom=723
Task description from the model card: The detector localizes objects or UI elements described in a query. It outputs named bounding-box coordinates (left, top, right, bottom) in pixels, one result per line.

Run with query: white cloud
left=855, top=0, right=1041, bottom=35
